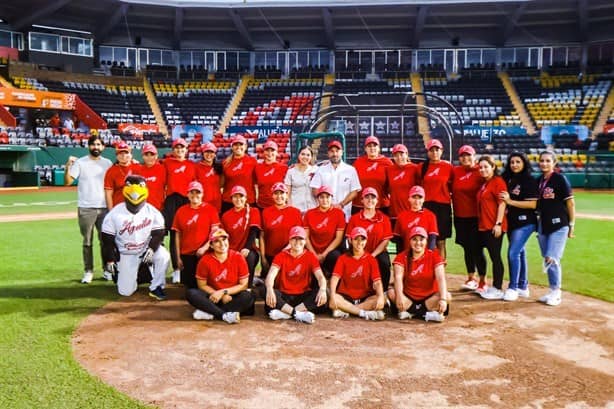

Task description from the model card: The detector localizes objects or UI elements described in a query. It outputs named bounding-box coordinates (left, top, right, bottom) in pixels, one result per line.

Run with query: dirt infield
left=72, top=276, right=614, bottom=409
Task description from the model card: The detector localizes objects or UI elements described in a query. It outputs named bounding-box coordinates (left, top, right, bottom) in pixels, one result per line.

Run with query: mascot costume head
left=123, top=175, right=149, bottom=213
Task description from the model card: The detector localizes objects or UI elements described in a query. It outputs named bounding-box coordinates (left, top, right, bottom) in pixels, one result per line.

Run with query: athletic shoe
left=374, top=310, right=386, bottom=320
left=332, top=309, right=349, bottom=319
left=475, top=281, right=488, bottom=294
left=268, top=309, right=292, bottom=320
left=192, top=309, right=214, bottom=320
left=545, top=290, right=562, bottom=306
left=517, top=288, right=530, bottom=298
left=398, top=311, right=412, bottom=320
left=102, top=271, right=113, bottom=281
left=538, top=290, right=553, bottom=303
left=222, top=312, right=240, bottom=324
left=148, top=286, right=167, bottom=301
left=171, top=270, right=181, bottom=284
left=424, top=311, right=445, bottom=323
left=363, top=310, right=381, bottom=321
left=294, top=310, right=315, bottom=324
left=503, top=289, right=519, bottom=302
left=81, top=270, right=93, bottom=284
left=480, top=287, right=504, bottom=300
left=461, top=279, right=478, bottom=291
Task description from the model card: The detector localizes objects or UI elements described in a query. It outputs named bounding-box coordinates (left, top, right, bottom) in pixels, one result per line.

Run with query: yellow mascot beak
left=123, top=176, right=149, bottom=206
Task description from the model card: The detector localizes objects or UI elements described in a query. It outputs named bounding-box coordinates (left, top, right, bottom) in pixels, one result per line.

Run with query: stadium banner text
left=0, top=87, right=76, bottom=110
left=541, top=125, right=589, bottom=144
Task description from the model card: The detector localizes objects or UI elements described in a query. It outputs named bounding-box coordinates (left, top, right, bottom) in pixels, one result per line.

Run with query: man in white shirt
left=65, top=135, right=113, bottom=283
left=310, top=140, right=361, bottom=221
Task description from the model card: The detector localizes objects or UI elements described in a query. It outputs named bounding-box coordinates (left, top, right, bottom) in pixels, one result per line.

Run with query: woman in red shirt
left=138, top=144, right=166, bottom=211
left=329, top=227, right=386, bottom=320
left=451, top=145, right=486, bottom=291
left=222, top=135, right=257, bottom=213
left=104, top=142, right=140, bottom=209
left=255, top=140, right=289, bottom=209
left=347, top=188, right=393, bottom=289
left=389, top=226, right=451, bottom=322
left=171, top=181, right=221, bottom=289
left=303, top=185, right=346, bottom=278
left=476, top=155, right=508, bottom=300
left=196, top=142, right=222, bottom=213
left=421, top=139, right=453, bottom=259
left=260, top=182, right=303, bottom=277
left=351, top=136, right=393, bottom=214
left=221, top=185, right=262, bottom=287
left=393, top=185, right=438, bottom=253
left=264, top=226, right=328, bottom=324
left=187, top=228, right=256, bottom=324
left=386, top=144, right=419, bottom=224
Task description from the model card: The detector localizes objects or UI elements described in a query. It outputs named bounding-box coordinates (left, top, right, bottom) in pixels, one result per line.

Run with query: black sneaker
left=148, top=286, right=167, bottom=301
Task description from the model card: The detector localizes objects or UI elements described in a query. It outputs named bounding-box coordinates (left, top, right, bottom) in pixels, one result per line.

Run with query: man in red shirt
left=138, top=144, right=166, bottom=211
left=394, top=185, right=439, bottom=252
left=104, top=141, right=140, bottom=209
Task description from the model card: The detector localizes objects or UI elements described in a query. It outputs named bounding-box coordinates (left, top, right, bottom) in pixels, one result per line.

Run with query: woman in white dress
left=284, top=146, right=317, bottom=214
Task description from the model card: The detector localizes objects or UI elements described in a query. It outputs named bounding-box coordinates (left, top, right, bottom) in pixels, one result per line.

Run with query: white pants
left=117, top=246, right=170, bottom=296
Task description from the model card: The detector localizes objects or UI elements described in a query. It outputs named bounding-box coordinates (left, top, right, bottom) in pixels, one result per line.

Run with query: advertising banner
left=541, top=125, right=589, bottom=144
left=463, top=126, right=526, bottom=141
left=0, top=87, right=76, bottom=110
left=118, top=123, right=159, bottom=137
left=172, top=124, right=214, bottom=141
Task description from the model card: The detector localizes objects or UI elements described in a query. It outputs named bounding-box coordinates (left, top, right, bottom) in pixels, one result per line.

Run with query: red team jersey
left=138, top=162, right=167, bottom=210
left=196, top=162, right=222, bottom=212
left=332, top=253, right=381, bottom=300
left=196, top=250, right=249, bottom=290
left=104, top=163, right=140, bottom=207
left=385, top=163, right=420, bottom=218
left=451, top=165, right=482, bottom=218
left=261, top=205, right=303, bottom=257
left=272, top=249, right=321, bottom=295
left=477, top=176, right=508, bottom=232
left=255, top=162, right=289, bottom=208
left=222, top=206, right=262, bottom=251
left=352, top=155, right=393, bottom=208
left=422, top=161, right=453, bottom=204
left=222, top=155, right=257, bottom=204
left=171, top=203, right=221, bottom=255
left=393, top=249, right=445, bottom=300
left=394, top=208, right=439, bottom=251
left=164, top=157, right=197, bottom=197
left=303, top=207, right=346, bottom=253
left=346, top=210, right=393, bottom=253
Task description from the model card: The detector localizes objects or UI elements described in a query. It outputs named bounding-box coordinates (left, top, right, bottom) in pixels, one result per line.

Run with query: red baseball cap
left=201, top=142, right=217, bottom=153
left=209, top=228, right=229, bottom=242
left=316, top=186, right=333, bottom=197
left=458, top=145, right=476, bottom=156
left=289, top=226, right=307, bottom=240
left=392, top=144, right=408, bottom=154
left=409, top=185, right=425, bottom=198
left=230, top=186, right=247, bottom=197
left=328, top=140, right=342, bottom=150
left=187, top=181, right=203, bottom=193
left=409, top=226, right=428, bottom=239
left=115, top=141, right=131, bottom=153
left=172, top=138, right=187, bottom=148
left=364, top=136, right=380, bottom=146
left=142, top=144, right=157, bottom=155
left=263, top=140, right=278, bottom=151
left=348, top=226, right=368, bottom=240
left=232, top=135, right=247, bottom=145
left=271, top=182, right=288, bottom=193
left=426, top=139, right=443, bottom=150
left=361, top=187, right=378, bottom=198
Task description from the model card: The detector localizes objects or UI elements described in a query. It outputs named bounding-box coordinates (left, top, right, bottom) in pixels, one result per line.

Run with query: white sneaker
left=81, top=270, right=93, bottom=284
left=294, top=310, right=315, bottom=324
left=424, top=311, right=445, bottom=322
left=268, top=309, right=292, bottom=320
left=517, top=288, right=530, bottom=298
left=398, top=311, right=412, bottom=320
left=461, top=279, right=479, bottom=291
left=480, top=287, right=504, bottom=300
left=545, top=290, right=562, bottom=306
left=192, top=309, right=214, bottom=320
left=538, top=290, right=553, bottom=303
left=503, top=289, right=519, bottom=302
left=171, top=270, right=181, bottom=284
left=102, top=271, right=113, bottom=281
left=222, top=311, right=240, bottom=324
left=374, top=310, right=386, bottom=320
left=332, top=309, right=349, bottom=319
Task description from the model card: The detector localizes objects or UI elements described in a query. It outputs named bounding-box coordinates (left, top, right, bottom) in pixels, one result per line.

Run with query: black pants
left=180, top=254, right=198, bottom=290
left=479, top=230, right=505, bottom=289
left=186, top=288, right=255, bottom=320
left=454, top=217, right=486, bottom=277
left=163, top=193, right=189, bottom=270
left=375, top=251, right=392, bottom=289
left=244, top=249, right=260, bottom=287
left=264, top=288, right=319, bottom=313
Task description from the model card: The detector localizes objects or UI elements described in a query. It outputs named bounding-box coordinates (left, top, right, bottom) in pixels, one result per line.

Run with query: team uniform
left=386, top=163, right=420, bottom=219
left=261, top=205, right=303, bottom=269
left=138, top=162, right=167, bottom=210
left=394, top=208, right=439, bottom=252
left=303, top=206, right=346, bottom=276
left=352, top=155, right=393, bottom=210
left=221, top=205, right=262, bottom=285
left=196, top=162, right=223, bottom=213
left=332, top=253, right=381, bottom=303
left=104, top=163, right=140, bottom=208
left=421, top=161, right=454, bottom=238
left=222, top=155, right=257, bottom=207
left=255, top=162, right=289, bottom=208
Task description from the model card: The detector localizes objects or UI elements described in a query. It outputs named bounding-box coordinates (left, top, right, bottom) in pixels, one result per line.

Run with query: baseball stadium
left=0, top=0, right=613, bottom=408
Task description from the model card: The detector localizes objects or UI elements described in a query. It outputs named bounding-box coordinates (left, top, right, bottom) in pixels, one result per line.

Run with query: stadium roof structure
left=1, top=0, right=613, bottom=50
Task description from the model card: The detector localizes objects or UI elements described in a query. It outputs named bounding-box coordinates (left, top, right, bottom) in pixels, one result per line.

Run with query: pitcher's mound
left=72, top=277, right=613, bottom=409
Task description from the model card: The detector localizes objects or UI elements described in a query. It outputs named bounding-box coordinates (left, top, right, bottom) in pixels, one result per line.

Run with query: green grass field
left=0, top=188, right=612, bottom=408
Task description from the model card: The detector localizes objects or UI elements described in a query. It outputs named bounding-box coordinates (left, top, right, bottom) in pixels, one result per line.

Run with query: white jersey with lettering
left=102, top=202, right=165, bottom=255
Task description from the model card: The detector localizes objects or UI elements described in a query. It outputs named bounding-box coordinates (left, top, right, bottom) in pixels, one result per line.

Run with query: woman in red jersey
left=385, top=144, right=420, bottom=223
left=221, top=185, right=262, bottom=287
left=389, top=226, right=451, bottom=323
left=196, top=142, right=222, bottom=213
left=171, top=181, right=221, bottom=289
left=476, top=155, right=508, bottom=300
left=346, top=187, right=393, bottom=289
left=393, top=185, right=438, bottom=253
left=451, top=145, right=486, bottom=291
left=187, top=228, right=255, bottom=324
left=221, top=135, right=257, bottom=213
left=421, top=139, right=453, bottom=259
left=255, top=139, right=289, bottom=209
left=329, top=227, right=386, bottom=320
left=264, top=226, right=328, bottom=324
left=303, top=185, right=346, bottom=278
left=259, top=182, right=303, bottom=277
left=351, top=136, right=393, bottom=214
left=104, top=141, right=140, bottom=209
left=163, top=137, right=197, bottom=284
left=138, top=144, right=166, bottom=211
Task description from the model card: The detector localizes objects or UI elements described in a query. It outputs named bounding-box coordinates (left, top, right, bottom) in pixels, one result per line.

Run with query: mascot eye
left=125, top=181, right=133, bottom=186
left=139, top=182, right=146, bottom=187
